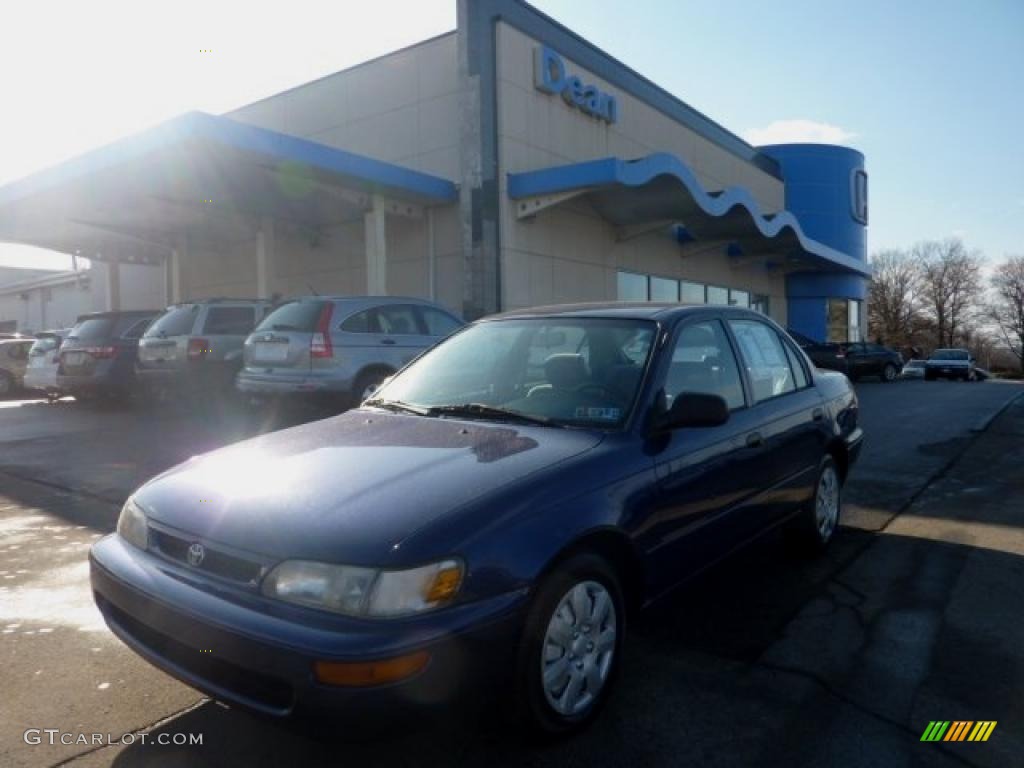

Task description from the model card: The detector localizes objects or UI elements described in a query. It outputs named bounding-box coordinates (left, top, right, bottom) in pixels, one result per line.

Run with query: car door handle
left=380, top=338, right=396, bottom=345
left=812, top=408, right=824, bottom=422
left=746, top=432, right=764, bottom=448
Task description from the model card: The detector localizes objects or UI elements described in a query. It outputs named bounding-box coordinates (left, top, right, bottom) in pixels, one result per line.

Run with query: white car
left=900, top=359, right=926, bottom=379
left=23, top=330, right=70, bottom=400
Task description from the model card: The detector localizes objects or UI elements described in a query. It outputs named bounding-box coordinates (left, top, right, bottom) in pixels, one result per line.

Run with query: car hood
left=135, top=409, right=604, bottom=565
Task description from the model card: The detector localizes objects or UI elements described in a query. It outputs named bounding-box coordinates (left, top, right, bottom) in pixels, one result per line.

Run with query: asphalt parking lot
left=1, top=379, right=1022, bottom=767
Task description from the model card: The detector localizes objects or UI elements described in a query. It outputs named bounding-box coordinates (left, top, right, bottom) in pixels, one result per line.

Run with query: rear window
left=69, top=317, right=114, bottom=341
left=420, top=307, right=462, bottom=337
left=29, top=337, right=60, bottom=355
left=930, top=349, right=967, bottom=361
left=255, top=301, right=325, bottom=333
left=144, top=306, right=199, bottom=338
left=203, top=306, right=256, bottom=335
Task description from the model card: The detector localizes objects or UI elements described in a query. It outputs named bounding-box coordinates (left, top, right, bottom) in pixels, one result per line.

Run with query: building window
left=680, top=281, right=705, bottom=304
left=751, top=294, right=770, bottom=315
left=649, top=276, right=679, bottom=302
left=827, top=298, right=862, bottom=343
left=706, top=285, right=729, bottom=305
left=729, top=289, right=749, bottom=308
left=617, top=271, right=648, bottom=301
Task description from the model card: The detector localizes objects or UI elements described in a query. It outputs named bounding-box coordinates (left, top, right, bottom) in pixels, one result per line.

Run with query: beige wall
left=229, top=34, right=462, bottom=181
left=495, top=22, right=787, bottom=323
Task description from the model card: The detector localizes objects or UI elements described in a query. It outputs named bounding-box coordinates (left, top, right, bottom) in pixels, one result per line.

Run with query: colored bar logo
left=920, top=721, right=997, bottom=742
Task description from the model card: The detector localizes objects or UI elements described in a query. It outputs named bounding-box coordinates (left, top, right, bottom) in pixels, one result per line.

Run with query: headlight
left=261, top=559, right=463, bottom=618
left=116, top=497, right=149, bottom=550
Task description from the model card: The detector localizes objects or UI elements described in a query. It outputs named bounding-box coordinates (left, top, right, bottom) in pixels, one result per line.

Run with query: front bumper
left=89, top=535, right=526, bottom=720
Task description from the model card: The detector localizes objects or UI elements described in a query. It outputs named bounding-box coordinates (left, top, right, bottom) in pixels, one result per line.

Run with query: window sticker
left=575, top=406, right=622, bottom=421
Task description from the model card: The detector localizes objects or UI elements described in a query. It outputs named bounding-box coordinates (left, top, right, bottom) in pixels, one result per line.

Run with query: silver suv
left=136, top=299, right=273, bottom=399
left=236, top=296, right=463, bottom=405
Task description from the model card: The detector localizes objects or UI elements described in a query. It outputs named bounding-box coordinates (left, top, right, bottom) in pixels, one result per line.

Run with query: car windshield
left=143, top=305, right=199, bottom=338
left=369, top=317, right=657, bottom=429
left=930, top=349, right=967, bottom=361
left=254, top=300, right=325, bottom=332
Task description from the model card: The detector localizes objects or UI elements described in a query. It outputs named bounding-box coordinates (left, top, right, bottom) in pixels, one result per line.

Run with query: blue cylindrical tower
left=759, top=144, right=868, bottom=343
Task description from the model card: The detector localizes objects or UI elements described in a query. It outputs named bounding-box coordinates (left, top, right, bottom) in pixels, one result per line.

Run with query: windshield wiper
left=363, top=398, right=431, bottom=416
left=426, top=403, right=559, bottom=427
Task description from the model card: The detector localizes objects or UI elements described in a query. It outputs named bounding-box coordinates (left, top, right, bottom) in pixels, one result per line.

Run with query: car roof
left=486, top=302, right=758, bottom=322
left=75, top=310, right=160, bottom=320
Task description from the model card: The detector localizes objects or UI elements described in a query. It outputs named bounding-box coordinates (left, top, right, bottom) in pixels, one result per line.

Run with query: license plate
left=64, top=351, right=86, bottom=366
left=252, top=343, right=289, bottom=363
left=141, top=346, right=176, bottom=362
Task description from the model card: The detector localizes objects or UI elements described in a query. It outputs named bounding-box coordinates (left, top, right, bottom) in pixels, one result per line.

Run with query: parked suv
left=58, top=311, right=160, bottom=402
left=136, top=299, right=272, bottom=400
left=237, top=296, right=464, bottom=405
left=925, top=348, right=977, bottom=381
left=0, top=338, right=34, bottom=396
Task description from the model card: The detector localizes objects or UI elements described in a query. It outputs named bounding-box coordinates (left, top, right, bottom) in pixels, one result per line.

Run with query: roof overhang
left=0, top=112, right=458, bottom=264
left=507, top=154, right=870, bottom=277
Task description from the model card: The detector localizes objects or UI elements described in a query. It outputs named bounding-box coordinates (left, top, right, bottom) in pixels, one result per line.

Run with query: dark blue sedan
left=90, top=304, right=862, bottom=735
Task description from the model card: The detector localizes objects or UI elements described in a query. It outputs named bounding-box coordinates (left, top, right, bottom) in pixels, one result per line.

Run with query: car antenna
left=307, top=283, right=319, bottom=296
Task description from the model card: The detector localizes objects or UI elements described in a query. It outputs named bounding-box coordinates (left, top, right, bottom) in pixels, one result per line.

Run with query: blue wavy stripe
left=507, top=153, right=869, bottom=276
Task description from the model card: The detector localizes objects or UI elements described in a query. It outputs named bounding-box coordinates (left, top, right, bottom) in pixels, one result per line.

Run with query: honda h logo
left=187, top=542, right=206, bottom=567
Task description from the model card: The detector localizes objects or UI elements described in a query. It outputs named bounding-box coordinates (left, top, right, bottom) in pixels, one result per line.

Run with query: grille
left=150, top=528, right=265, bottom=585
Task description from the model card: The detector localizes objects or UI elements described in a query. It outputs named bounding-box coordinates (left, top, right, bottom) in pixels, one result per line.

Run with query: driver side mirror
left=656, top=392, right=730, bottom=431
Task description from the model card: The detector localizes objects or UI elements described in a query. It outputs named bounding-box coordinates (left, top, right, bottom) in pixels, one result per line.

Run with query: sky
left=1, top=0, right=1021, bottom=272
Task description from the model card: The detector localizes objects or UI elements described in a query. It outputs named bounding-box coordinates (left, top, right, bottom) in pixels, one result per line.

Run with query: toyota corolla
left=90, top=304, right=862, bottom=735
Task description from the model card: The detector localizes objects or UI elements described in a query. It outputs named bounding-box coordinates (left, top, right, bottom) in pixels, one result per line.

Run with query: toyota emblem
left=187, top=542, right=206, bottom=567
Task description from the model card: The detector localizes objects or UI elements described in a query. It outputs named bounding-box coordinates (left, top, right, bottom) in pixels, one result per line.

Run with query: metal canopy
left=508, top=153, right=871, bottom=277
left=0, top=111, right=458, bottom=265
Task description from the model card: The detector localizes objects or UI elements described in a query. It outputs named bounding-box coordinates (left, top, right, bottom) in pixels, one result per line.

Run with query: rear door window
left=144, top=306, right=198, bottom=338
left=377, top=305, right=423, bottom=336
left=121, top=317, right=154, bottom=339
left=339, top=309, right=381, bottom=334
left=728, top=319, right=797, bottom=403
left=255, top=301, right=325, bottom=333
left=203, top=307, right=256, bottom=335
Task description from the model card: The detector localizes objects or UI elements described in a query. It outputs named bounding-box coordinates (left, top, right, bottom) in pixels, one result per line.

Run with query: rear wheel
left=516, top=553, right=624, bottom=736
left=789, top=456, right=841, bottom=554
left=882, top=363, right=897, bottom=383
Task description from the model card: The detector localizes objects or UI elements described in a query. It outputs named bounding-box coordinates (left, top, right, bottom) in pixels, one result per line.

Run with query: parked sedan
left=924, top=348, right=977, bottom=381
left=236, top=296, right=464, bottom=406
left=90, top=304, right=862, bottom=735
left=59, top=311, right=160, bottom=402
left=788, top=331, right=902, bottom=382
left=900, top=359, right=926, bottom=380
left=23, top=330, right=71, bottom=400
left=0, top=338, right=34, bottom=395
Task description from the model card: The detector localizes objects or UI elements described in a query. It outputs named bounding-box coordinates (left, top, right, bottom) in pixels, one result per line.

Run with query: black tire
left=925, top=371, right=936, bottom=382
left=789, top=455, right=842, bottom=554
left=516, top=553, right=625, bottom=736
left=352, top=368, right=391, bottom=406
left=882, top=363, right=897, bottom=383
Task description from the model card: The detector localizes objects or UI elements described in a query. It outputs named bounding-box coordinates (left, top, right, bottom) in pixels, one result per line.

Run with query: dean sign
left=534, top=46, right=619, bottom=124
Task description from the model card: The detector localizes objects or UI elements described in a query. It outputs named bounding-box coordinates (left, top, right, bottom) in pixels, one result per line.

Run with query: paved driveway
left=0, top=379, right=1021, bottom=767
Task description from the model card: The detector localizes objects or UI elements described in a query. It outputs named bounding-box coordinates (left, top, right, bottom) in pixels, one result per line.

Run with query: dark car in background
left=925, top=348, right=977, bottom=381
left=58, top=310, right=159, bottom=402
left=788, top=331, right=903, bottom=382
left=91, top=304, right=862, bottom=736
left=237, top=296, right=464, bottom=407
left=136, top=298, right=272, bottom=402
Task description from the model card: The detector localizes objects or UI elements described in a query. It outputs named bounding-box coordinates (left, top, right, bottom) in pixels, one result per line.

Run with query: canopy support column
left=256, top=217, right=275, bottom=299
left=105, top=260, right=121, bottom=312
left=167, top=242, right=184, bottom=305
left=365, top=196, right=387, bottom=295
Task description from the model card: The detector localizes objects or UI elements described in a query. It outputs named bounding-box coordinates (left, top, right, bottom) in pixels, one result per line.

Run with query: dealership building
left=0, top=0, right=869, bottom=342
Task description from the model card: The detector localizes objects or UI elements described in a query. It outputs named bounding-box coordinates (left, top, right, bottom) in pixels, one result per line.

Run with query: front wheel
left=516, top=554, right=624, bottom=736
left=789, top=456, right=841, bottom=554
left=882, top=363, right=897, bottom=383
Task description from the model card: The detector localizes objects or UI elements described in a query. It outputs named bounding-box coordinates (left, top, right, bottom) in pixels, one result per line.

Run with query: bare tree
left=868, top=248, right=920, bottom=347
left=913, top=238, right=984, bottom=348
left=989, top=255, right=1024, bottom=371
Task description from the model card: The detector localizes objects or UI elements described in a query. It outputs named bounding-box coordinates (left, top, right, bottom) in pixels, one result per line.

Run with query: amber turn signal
left=313, top=650, right=431, bottom=687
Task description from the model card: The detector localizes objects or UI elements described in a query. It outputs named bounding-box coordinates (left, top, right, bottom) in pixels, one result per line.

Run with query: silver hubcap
left=360, top=380, right=382, bottom=402
left=541, top=580, right=616, bottom=716
left=885, top=366, right=895, bottom=381
left=815, top=465, right=840, bottom=540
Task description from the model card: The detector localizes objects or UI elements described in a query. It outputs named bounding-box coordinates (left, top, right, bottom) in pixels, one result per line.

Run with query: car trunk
left=137, top=305, right=201, bottom=375
left=244, top=300, right=324, bottom=376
